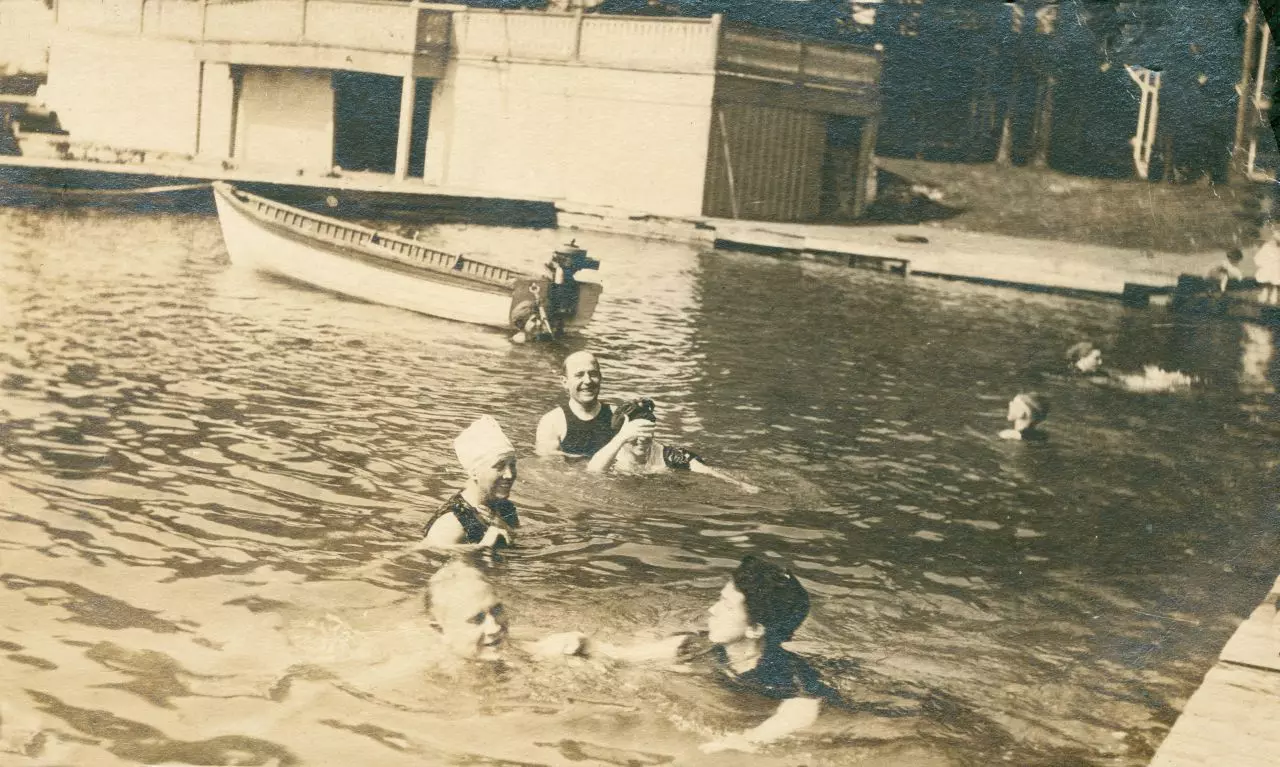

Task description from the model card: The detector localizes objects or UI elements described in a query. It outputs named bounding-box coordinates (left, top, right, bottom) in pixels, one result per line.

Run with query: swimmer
left=427, top=559, right=589, bottom=661
left=587, top=555, right=838, bottom=753
left=536, top=351, right=637, bottom=459
left=999, top=392, right=1049, bottom=441
left=1065, top=341, right=1103, bottom=374
left=421, top=416, right=520, bottom=550
left=586, top=398, right=760, bottom=493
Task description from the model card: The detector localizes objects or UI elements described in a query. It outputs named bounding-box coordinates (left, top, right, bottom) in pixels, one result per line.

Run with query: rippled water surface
left=1, top=204, right=1278, bottom=766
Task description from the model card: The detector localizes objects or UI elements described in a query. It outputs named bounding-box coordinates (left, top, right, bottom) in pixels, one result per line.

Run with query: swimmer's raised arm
left=535, top=408, right=568, bottom=457
left=586, top=416, right=653, bottom=473
left=688, top=459, right=760, bottom=494
left=700, top=697, right=822, bottom=754
left=587, top=633, right=688, bottom=663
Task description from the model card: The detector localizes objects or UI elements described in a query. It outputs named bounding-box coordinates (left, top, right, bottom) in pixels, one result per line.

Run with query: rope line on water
left=0, top=180, right=213, bottom=196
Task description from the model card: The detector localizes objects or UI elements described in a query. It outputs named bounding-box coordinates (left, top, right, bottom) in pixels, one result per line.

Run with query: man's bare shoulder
left=535, top=406, right=567, bottom=455
left=537, top=406, right=566, bottom=429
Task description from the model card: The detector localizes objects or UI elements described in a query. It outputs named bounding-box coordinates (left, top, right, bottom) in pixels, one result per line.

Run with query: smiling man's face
left=562, top=352, right=602, bottom=408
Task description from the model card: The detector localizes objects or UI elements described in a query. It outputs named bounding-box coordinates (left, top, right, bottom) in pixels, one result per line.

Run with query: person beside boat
left=535, top=350, right=634, bottom=460
left=421, top=416, right=520, bottom=551
left=587, top=398, right=760, bottom=493
left=1254, top=232, right=1280, bottom=306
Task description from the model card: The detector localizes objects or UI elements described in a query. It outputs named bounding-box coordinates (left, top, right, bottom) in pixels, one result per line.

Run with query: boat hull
left=214, top=185, right=520, bottom=327
left=213, top=183, right=601, bottom=331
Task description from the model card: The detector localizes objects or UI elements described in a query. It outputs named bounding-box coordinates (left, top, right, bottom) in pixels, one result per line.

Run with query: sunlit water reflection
left=1, top=205, right=1277, bottom=766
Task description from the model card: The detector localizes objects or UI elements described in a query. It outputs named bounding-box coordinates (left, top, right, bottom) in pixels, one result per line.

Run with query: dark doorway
left=819, top=115, right=863, bottom=219
left=332, top=72, right=433, bottom=177
left=332, top=71, right=401, bottom=174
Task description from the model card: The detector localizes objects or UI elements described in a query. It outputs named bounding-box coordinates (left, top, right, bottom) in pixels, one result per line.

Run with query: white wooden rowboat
left=212, top=182, right=601, bottom=333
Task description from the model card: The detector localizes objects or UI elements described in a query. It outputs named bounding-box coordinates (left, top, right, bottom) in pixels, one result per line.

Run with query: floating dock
left=1149, top=575, right=1280, bottom=767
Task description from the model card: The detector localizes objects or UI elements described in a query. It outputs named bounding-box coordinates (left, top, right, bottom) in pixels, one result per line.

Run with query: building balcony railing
left=55, top=0, right=878, bottom=92
left=718, top=23, right=880, bottom=92
left=57, top=0, right=449, bottom=58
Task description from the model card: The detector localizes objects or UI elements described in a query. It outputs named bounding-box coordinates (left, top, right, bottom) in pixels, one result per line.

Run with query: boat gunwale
left=213, top=182, right=530, bottom=292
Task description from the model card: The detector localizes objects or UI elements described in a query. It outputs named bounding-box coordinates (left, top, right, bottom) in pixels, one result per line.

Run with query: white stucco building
left=43, top=0, right=882, bottom=221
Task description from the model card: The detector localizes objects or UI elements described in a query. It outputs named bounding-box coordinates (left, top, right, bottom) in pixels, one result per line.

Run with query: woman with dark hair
left=583, top=554, right=839, bottom=753
left=585, top=397, right=758, bottom=492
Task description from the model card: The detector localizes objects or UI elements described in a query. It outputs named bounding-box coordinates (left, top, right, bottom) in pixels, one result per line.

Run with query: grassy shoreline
left=868, top=157, right=1269, bottom=254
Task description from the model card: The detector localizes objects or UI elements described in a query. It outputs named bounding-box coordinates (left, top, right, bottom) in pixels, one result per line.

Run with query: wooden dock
left=1149, top=575, right=1280, bottom=767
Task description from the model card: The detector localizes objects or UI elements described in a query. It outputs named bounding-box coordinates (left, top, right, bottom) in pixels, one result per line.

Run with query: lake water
left=1, top=204, right=1277, bottom=766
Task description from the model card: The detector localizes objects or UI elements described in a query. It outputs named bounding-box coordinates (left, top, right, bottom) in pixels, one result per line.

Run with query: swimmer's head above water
left=610, top=398, right=658, bottom=463
left=709, top=555, right=810, bottom=650
left=1002, top=392, right=1049, bottom=440
left=427, top=560, right=508, bottom=660
left=454, top=416, right=518, bottom=503
left=1066, top=342, right=1102, bottom=374
left=561, top=351, right=602, bottom=408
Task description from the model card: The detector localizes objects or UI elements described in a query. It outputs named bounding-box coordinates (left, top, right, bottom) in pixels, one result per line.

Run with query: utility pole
left=1234, top=0, right=1260, bottom=176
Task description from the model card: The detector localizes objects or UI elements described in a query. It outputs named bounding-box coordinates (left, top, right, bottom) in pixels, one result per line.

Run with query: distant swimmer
left=1065, top=341, right=1104, bottom=374
left=535, top=350, right=636, bottom=460
left=427, top=559, right=589, bottom=661
left=421, top=416, right=520, bottom=551
left=584, top=555, right=840, bottom=753
left=999, top=392, right=1049, bottom=441
left=1064, top=342, right=1195, bottom=394
left=586, top=398, right=759, bottom=493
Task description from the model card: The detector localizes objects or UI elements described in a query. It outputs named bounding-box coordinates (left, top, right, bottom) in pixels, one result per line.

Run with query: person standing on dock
left=1254, top=231, right=1280, bottom=306
left=535, top=351, right=644, bottom=459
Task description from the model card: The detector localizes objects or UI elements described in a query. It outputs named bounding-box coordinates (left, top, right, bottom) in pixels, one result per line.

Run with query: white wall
left=426, top=59, right=715, bottom=217
left=0, top=0, right=53, bottom=74
left=45, top=30, right=200, bottom=154
left=234, top=67, right=333, bottom=172
left=198, top=62, right=235, bottom=160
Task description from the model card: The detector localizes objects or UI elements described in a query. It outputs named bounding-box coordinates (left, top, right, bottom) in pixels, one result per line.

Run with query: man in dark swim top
left=587, top=555, right=837, bottom=753
left=535, top=350, right=651, bottom=459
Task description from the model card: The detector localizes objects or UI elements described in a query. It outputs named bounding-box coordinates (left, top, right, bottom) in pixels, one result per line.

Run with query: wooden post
left=709, top=13, right=721, bottom=69
left=716, top=108, right=740, bottom=219
left=572, top=8, right=583, bottom=62
left=1249, top=21, right=1271, bottom=177
left=1234, top=0, right=1260, bottom=172
left=394, top=72, right=416, bottom=180
left=853, top=115, right=879, bottom=217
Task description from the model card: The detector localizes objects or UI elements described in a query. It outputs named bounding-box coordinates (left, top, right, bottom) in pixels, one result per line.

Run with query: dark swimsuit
left=661, top=445, right=699, bottom=470
left=422, top=492, right=519, bottom=544
left=676, top=632, right=841, bottom=703
left=559, top=402, right=616, bottom=457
